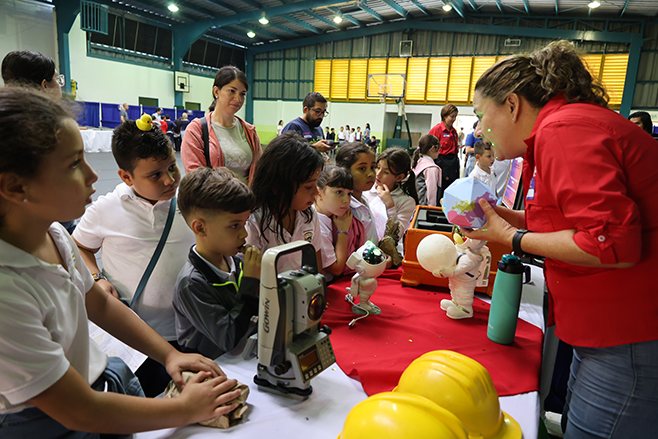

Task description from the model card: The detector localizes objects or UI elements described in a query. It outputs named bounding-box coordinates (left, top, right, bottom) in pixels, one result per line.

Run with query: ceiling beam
left=304, top=10, right=341, bottom=30
left=380, top=0, right=408, bottom=18
left=278, top=14, right=321, bottom=34
left=451, top=0, right=466, bottom=18
left=467, top=0, right=478, bottom=12
left=408, top=0, right=430, bottom=16
left=268, top=22, right=301, bottom=37
left=555, top=0, right=559, bottom=16
left=522, top=0, right=530, bottom=14
left=327, top=7, right=363, bottom=27
left=620, top=0, right=631, bottom=17
left=494, top=0, right=504, bottom=14
left=357, top=3, right=385, bottom=22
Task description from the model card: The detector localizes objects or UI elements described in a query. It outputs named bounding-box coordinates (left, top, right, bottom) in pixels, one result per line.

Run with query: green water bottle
left=487, top=254, right=525, bottom=345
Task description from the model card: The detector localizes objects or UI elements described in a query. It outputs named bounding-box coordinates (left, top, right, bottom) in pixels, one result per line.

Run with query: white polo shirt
left=0, top=223, right=107, bottom=414
left=245, top=207, right=322, bottom=274
left=316, top=212, right=338, bottom=283
left=469, top=164, right=497, bottom=197
left=73, top=183, right=195, bottom=341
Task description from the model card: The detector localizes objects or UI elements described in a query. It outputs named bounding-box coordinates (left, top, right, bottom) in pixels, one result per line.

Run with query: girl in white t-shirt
left=0, top=87, right=240, bottom=437
left=314, top=166, right=365, bottom=282
left=246, top=132, right=325, bottom=273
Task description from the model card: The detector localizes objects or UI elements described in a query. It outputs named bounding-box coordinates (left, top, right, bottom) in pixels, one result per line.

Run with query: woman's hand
left=461, top=199, right=517, bottom=246
left=376, top=184, right=395, bottom=210
left=333, top=208, right=353, bottom=233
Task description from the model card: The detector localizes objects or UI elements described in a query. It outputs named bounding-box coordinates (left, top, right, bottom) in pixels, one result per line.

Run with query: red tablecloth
left=322, top=269, right=543, bottom=397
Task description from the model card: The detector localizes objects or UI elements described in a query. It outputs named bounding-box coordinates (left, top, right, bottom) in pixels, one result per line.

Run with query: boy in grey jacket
left=174, top=167, right=262, bottom=359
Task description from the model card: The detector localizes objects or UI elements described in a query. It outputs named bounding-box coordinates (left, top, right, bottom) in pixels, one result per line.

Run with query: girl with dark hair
left=314, top=166, right=365, bottom=282
left=245, top=132, right=325, bottom=272
left=363, top=147, right=417, bottom=246
left=465, top=40, right=658, bottom=438
left=1, top=50, right=63, bottom=99
left=181, top=66, right=261, bottom=183
left=0, top=86, right=239, bottom=438
left=335, top=142, right=380, bottom=246
left=412, top=134, right=441, bottom=206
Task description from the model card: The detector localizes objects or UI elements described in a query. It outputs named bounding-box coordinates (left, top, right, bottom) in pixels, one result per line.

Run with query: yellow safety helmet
left=393, top=350, right=522, bottom=439
left=337, top=392, right=469, bottom=439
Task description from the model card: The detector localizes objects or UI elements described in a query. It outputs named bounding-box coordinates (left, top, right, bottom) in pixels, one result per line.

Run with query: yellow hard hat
left=337, top=392, right=469, bottom=439
left=393, top=350, right=522, bottom=439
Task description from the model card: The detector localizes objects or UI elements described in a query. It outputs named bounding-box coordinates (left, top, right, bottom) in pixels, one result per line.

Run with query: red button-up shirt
left=523, top=95, right=658, bottom=347
left=429, top=121, right=458, bottom=156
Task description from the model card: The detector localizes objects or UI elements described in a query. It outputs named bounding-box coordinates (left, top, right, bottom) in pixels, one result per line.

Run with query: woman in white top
left=181, top=66, right=262, bottom=184
left=277, top=120, right=284, bottom=136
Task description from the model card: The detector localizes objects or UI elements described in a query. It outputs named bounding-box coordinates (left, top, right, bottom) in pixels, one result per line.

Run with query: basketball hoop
left=379, top=93, right=388, bottom=103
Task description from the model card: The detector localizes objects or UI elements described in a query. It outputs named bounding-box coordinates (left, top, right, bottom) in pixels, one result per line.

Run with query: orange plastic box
left=401, top=205, right=512, bottom=296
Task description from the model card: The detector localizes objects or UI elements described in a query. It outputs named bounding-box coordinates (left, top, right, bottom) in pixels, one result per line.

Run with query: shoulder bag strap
left=201, top=116, right=212, bottom=168
left=129, top=196, right=177, bottom=308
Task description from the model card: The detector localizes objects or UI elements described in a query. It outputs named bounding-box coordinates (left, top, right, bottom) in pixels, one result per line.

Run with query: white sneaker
left=446, top=304, right=473, bottom=319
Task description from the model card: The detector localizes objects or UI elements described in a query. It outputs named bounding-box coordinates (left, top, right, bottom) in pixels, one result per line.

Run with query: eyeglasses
left=309, top=107, right=328, bottom=116
left=55, top=74, right=65, bottom=87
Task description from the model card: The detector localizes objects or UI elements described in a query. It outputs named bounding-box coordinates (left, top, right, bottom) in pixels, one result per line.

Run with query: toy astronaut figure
left=438, top=236, right=489, bottom=319
left=345, top=241, right=387, bottom=315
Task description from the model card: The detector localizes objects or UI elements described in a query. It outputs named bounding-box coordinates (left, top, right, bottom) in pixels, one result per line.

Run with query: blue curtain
left=101, top=103, right=122, bottom=129
left=74, top=101, right=100, bottom=127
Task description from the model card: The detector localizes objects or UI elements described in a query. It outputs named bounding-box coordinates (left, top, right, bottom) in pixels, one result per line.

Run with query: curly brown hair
left=475, top=40, right=609, bottom=109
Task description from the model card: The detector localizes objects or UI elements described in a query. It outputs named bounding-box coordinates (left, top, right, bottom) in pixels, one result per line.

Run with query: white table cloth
left=137, top=266, right=546, bottom=439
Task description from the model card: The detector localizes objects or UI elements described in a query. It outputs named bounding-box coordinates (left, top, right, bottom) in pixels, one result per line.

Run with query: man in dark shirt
left=282, top=92, right=333, bottom=152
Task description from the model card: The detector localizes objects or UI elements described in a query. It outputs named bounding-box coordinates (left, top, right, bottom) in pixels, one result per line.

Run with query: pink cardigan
left=181, top=113, right=262, bottom=183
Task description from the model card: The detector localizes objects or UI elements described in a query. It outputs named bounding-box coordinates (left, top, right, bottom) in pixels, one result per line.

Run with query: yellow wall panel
left=314, top=60, right=332, bottom=97
left=600, top=53, right=628, bottom=108
left=331, top=59, right=350, bottom=100
left=349, top=59, right=368, bottom=100
left=367, top=59, right=388, bottom=101
left=469, top=56, right=497, bottom=103
left=427, top=58, right=449, bottom=103
left=581, top=54, right=603, bottom=79
left=448, top=57, right=473, bottom=103
left=406, top=57, right=429, bottom=103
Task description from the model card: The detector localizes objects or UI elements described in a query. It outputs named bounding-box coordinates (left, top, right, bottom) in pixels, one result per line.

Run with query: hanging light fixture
left=247, top=30, right=256, bottom=38
left=442, top=3, right=453, bottom=12
left=259, top=12, right=269, bottom=24
left=168, top=4, right=179, bottom=12
left=588, top=1, right=601, bottom=8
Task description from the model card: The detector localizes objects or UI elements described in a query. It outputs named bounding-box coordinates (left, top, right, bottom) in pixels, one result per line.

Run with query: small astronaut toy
left=345, top=241, right=387, bottom=316
left=416, top=233, right=490, bottom=320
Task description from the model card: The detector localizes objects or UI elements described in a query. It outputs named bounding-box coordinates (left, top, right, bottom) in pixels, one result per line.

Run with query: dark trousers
left=434, top=153, right=460, bottom=200
left=134, top=340, right=181, bottom=397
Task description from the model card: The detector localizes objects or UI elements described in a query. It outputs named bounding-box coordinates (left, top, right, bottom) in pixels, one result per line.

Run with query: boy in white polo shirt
left=469, top=140, right=497, bottom=196
left=73, top=120, right=195, bottom=395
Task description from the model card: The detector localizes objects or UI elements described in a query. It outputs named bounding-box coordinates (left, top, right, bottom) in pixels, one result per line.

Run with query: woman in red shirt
left=428, top=104, right=459, bottom=199
left=465, top=40, right=658, bottom=438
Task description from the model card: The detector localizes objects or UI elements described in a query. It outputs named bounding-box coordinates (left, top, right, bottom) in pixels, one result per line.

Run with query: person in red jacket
left=428, top=104, right=459, bottom=200
left=465, top=40, right=658, bottom=438
left=181, top=66, right=261, bottom=184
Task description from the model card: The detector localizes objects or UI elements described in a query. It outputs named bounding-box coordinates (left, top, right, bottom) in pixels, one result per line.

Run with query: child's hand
left=333, top=208, right=353, bottom=233
left=179, top=372, right=242, bottom=424
left=376, top=183, right=395, bottom=210
left=165, top=351, right=225, bottom=391
left=242, top=246, right=262, bottom=279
